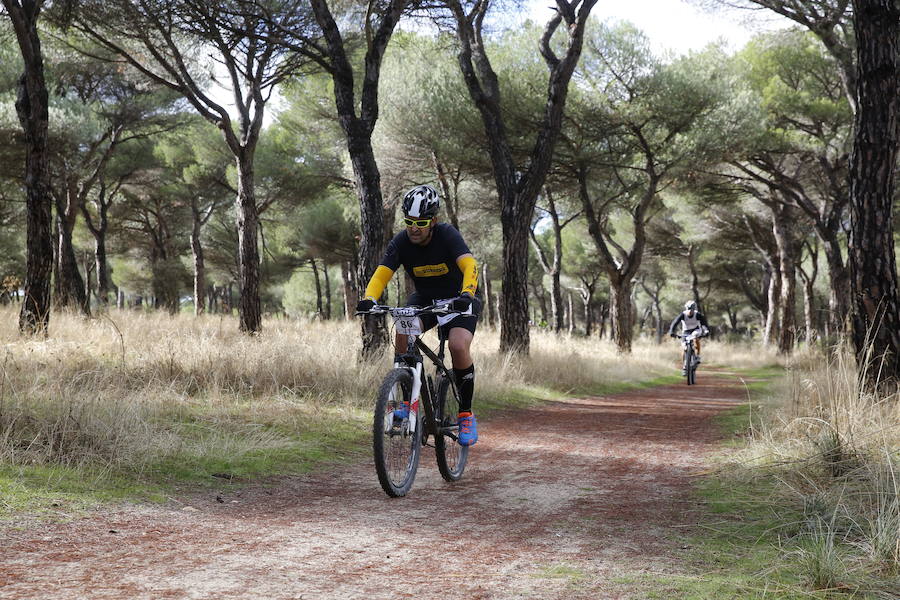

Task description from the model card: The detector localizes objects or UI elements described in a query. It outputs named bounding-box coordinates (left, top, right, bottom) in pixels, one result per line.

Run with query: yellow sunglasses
left=403, top=217, right=433, bottom=227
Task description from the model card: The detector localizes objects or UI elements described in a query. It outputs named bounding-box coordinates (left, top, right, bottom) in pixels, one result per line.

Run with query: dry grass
left=0, top=306, right=779, bottom=475
left=0, top=307, right=776, bottom=471
left=722, top=344, right=900, bottom=590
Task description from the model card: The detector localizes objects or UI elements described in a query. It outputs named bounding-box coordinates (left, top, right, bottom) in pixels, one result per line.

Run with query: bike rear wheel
left=434, top=375, right=468, bottom=481
left=373, top=369, right=422, bottom=497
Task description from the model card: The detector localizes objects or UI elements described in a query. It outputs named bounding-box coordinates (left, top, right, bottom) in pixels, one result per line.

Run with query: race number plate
left=394, top=315, right=423, bottom=335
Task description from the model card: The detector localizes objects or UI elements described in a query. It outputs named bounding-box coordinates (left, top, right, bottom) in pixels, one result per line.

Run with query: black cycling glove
left=356, top=299, right=375, bottom=313
left=450, top=294, right=473, bottom=312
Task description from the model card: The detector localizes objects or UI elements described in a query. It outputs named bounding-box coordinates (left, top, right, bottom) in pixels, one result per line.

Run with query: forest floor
left=0, top=372, right=751, bottom=600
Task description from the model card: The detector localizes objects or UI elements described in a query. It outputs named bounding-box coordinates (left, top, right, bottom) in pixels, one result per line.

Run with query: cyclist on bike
left=668, top=300, right=710, bottom=374
left=356, top=184, right=481, bottom=446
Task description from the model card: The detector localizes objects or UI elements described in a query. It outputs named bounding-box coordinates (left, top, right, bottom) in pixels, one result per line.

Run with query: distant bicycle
left=357, top=301, right=469, bottom=497
left=677, top=329, right=706, bottom=385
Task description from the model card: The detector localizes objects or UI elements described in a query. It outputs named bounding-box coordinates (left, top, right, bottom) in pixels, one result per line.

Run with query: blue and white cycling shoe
left=457, top=412, right=478, bottom=446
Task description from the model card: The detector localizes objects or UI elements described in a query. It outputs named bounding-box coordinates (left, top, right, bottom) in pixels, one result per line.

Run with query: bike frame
left=679, top=330, right=703, bottom=385
left=380, top=303, right=463, bottom=443
left=680, top=331, right=700, bottom=364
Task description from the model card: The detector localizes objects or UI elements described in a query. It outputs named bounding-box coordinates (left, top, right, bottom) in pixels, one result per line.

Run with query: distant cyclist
left=668, top=301, right=710, bottom=373
left=356, top=184, right=481, bottom=446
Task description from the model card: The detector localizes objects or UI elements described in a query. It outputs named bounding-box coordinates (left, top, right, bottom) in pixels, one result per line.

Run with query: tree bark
left=190, top=206, right=206, bottom=316
left=529, top=189, right=570, bottom=333
left=6, top=0, right=53, bottom=335
left=235, top=154, right=261, bottom=332
left=341, top=260, right=356, bottom=321
left=763, top=262, right=781, bottom=347
left=81, top=182, right=112, bottom=307
left=432, top=151, right=460, bottom=230
left=821, top=237, right=849, bottom=337
left=323, top=263, right=332, bottom=319
left=309, top=0, right=407, bottom=355
left=501, top=213, right=532, bottom=349
left=483, top=263, right=495, bottom=328
left=848, top=0, right=900, bottom=386
left=53, top=183, right=89, bottom=315
left=798, top=240, right=820, bottom=344
left=802, top=275, right=818, bottom=344
left=772, top=205, right=797, bottom=354
left=310, top=258, right=323, bottom=318
left=448, top=0, right=597, bottom=354
left=609, top=279, right=634, bottom=353
left=578, top=277, right=596, bottom=337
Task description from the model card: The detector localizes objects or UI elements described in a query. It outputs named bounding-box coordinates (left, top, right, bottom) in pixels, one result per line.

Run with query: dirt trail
left=0, top=373, right=749, bottom=600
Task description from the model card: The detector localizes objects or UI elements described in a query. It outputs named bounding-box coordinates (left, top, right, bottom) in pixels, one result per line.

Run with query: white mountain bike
left=678, top=329, right=706, bottom=385
left=357, top=301, right=469, bottom=497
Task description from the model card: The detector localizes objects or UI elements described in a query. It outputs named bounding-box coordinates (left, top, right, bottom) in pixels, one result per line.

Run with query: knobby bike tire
left=373, top=368, right=423, bottom=497
left=434, top=375, right=468, bottom=482
left=684, top=345, right=696, bottom=386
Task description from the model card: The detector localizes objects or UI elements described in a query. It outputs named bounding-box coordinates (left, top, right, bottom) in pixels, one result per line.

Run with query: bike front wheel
left=434, top=375, right=469, bottom=481
left=373, top=368, right=422, bottom=497
left=684, top=347, right=697, bottom=385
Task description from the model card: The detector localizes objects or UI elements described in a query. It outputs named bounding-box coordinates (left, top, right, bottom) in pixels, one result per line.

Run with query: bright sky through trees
left=525, top=0, right=790, bottom=55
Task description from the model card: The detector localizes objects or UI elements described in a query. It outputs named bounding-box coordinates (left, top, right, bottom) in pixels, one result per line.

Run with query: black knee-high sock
left=453, top=365, right=475, bottom=414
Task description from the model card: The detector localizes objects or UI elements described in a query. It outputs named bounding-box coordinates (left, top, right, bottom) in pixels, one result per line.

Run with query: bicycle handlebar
left=355, top=301, right=456, bottom=318
left=675, top=329, right=708, bottom=340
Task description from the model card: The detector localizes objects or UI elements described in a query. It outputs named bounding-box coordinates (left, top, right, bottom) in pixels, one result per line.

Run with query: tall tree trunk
left=529, top=189, right=569, bottom=333
left=81, top=180, right=113, bottom=308
left=763, top=263, right=781, bottom=347
left=802, top=276, right=818, bottom=345
left=531, top=280, right=548, bottom=325
left=311, top=257, right=323, bottom=318
left=500, top=212, right=532, bottom=350
left=799, top=240, right=820, bottom=344
left=235, top=153, right=261, bottom=332
left=341, top=260, right=356, bottom=321
left=323, top=263, right=332, bottom=320
left=449, top=0, right=597, bottom=354
left=822, top=237, right=849, bottom=337
left=432, top=151, right=459, bottom=230
left=581, top=293, right=593, bottom=337
left=6, top=0, right=53, bottom=335
left=93, top=236, right=108, bottom=305
left=773, top=205, right=797, bottom=354
left=190, top=208, right=205, bottom=316
left=598, top=302, right=608, bottom=340
left=609, top=278, right=634, bottom=353
left=53, top=192, right=87, bottom=314
left=311, top=0, right=406, bottom=355
left=93, top=217, right=110, bottom=307
left=82, top=250, right=93, bottom=302
left=653, top=297, right=663, bottom=344
left=483, top=264, right=495, bottom=328
left=848, top=0, right=900, bottom=386
left=352, top=149, right=389, bottom=347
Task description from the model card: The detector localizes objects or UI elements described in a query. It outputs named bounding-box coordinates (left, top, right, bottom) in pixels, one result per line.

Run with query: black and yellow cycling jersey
left=364, top=223, right=478, bottom=302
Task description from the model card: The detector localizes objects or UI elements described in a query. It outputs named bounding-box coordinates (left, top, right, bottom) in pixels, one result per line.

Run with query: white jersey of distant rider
left=680, top=310, right=702, bottom=331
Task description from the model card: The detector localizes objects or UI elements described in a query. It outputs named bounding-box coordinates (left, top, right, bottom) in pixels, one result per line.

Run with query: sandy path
left=0, top=373, right=747, bottom=600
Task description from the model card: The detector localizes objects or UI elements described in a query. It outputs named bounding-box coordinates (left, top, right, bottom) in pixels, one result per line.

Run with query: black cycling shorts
left=406, top=292, right=482, bottom=336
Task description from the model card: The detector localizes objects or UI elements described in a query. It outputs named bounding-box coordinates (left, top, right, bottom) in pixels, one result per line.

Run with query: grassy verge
left=669, top=361, right=900, bottom=599
left=0, top=309, right=659, bottom=518
left=0, top=308, right=778, bottom=520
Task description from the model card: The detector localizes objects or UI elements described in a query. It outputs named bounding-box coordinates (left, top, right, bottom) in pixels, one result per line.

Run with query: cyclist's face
left=404, top=216, right=434, bottom=245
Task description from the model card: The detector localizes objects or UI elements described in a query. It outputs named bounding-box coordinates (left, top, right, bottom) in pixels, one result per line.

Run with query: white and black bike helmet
left=684, top=300, right=698, bottom=311
left=402, top=184, right=440, bottom=219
